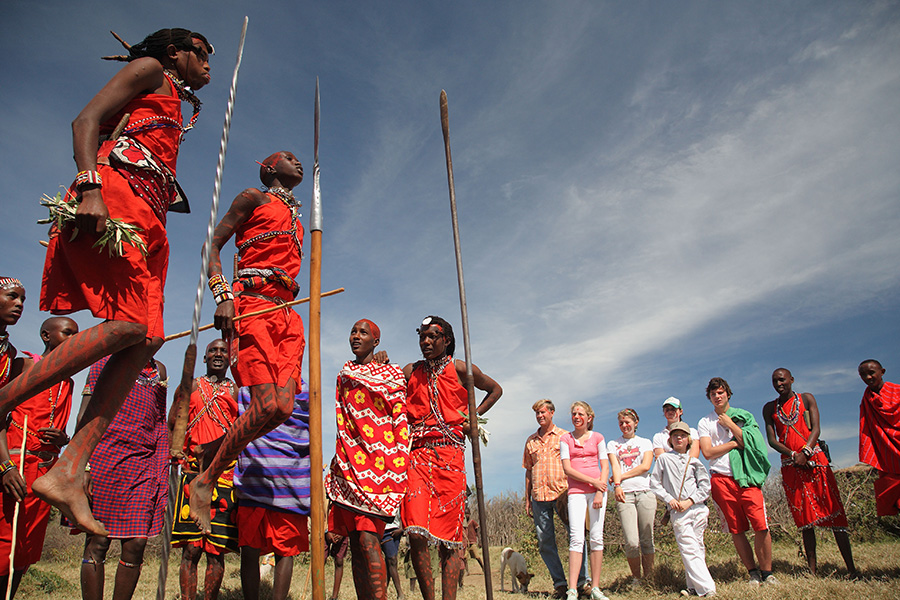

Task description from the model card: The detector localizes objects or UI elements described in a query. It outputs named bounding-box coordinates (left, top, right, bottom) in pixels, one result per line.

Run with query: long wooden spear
left=308, top=77, right=327, bottom=600
left=158, top=18, right=249, bottom=600
left=440, top=90, right=494, bottom=599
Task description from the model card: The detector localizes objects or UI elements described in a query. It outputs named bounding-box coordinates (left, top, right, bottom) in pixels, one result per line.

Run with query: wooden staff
left=440, top=90, right=494, bottom=599
left=5, top=416, right=27, bottom=600
left=159, top=18, right=249, bottom=600
left=308, top=77, right=327, bottom=600
left=162, top=288, right=345, bottom=343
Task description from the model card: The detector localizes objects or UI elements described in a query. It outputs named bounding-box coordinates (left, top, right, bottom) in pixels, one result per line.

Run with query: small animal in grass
left=499, top=547, right=534, bottom=593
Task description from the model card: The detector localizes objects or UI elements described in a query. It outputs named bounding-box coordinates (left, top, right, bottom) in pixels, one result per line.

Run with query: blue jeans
left=532, top=496, right=589, bottom=589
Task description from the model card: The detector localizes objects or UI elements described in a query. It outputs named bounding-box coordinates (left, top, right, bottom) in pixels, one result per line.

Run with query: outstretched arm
left=455, top=360, right=502, bottom=416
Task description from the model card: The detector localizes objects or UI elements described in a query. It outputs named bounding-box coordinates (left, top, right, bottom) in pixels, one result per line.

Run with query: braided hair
left=417, top=316, right=456, bottom=357
left=103, top=28, right=213, bottom=63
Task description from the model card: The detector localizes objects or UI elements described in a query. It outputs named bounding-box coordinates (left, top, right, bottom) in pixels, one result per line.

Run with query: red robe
left=41, top=76, right=186, bottom=340
left=860, top=381, right=900, bottom=515
left=401, top=358, right=468, bottom=547
left=232, top=195, right=305, bottom=388
left=0, top=353, right=73, bottom=574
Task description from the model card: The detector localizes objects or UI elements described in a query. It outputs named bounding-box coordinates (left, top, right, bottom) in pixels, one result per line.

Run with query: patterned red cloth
left=325, top=361, right=409, bottom=519
left=80, top=357, right=169, bottom=538
left=860, top=381, right=900, bottom=475
left=40, top=79, right=185, bottom=340
left=772, top=393, right=848, bottom=529
left=232, top=196, right=305, bottom=387
left=0, top=354, right=74, bottom=574
left=401, top=358, right=468, bottom=548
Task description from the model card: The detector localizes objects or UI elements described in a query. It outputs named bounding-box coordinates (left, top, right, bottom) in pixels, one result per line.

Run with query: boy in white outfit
left=650, top=422, right=716, bottom=597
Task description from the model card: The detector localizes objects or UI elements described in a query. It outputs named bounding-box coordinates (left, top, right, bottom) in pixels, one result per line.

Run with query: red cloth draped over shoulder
left=39, top=80, right=183, bottom=340
left=405, top=359, right=468, bottom=432
left=231, top=197, right=305, bottom=388
left=860, top=381, right=900, bottom=474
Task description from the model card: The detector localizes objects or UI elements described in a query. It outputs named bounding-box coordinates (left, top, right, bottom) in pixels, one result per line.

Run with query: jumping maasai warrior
left=326, top=319, right=409, bottom=600
left=170, top=339, right=239, bottom=600
left=402, top=316, right=501, bottom=600
left=190, top=151, right=305, bottom=533
left=858, top=359, right=900, bottom=517
left=0, top=29, right=212, bottom=536
left=0, top=317, right=78, bottom=599
left=234, top=383, right=311, bottom=600
left=763, top=368, right=856, bottom=576
left=76, top=356, right=169, bottom=600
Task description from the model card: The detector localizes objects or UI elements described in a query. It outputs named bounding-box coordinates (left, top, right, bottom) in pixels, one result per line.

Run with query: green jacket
left=727, top=407, right=771, bottom=488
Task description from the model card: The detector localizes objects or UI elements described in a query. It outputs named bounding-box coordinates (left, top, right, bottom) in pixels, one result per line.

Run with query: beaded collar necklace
left=775, top=393, right=801, bottom=427
left=0, top=334, right=10, bottom=386
left=163, top=70, right=202, bottom=131
left=266, top=186, right=301, bottom=208
left=12, top=384, right=64, bottom=439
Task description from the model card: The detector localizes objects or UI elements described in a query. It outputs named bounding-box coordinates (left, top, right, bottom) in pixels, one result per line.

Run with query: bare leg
left=180, top=545, right=202, bottom=600
left=111, top=537, right=147, bottom=600
left=753, top=529, right=773, bottom=572
left=272, top=554, right=294, bottom=600
left=801, top=528, right=817, bottom=575
left=730, top=532, right=757, bottom=571
left=439, top=544, right=462, bottom=600
left=81, top=534, right=111, bottom=600
left=589, top=549, right=604, bottom=591
left=190, top=381, right=294, bottom=533
left=386, top=554, right=404, bottom=599
left=331, top=545, right=345, bottom=599
left=626, top=555, right=641, bottom=578
left=350, top=531, right=388, bottom=600
left=409, top=534, right=435, bottom=600
left=568, top=550, right=582, bottom=590
left=240, top=546, right=261, bottom=600
left=203, top=552, right=225, bottom=600
left=641, top=553, right=654, bottom=579
left=26, top=324, right=152, bottom=536
left=833, top=529, right=857, bottom=576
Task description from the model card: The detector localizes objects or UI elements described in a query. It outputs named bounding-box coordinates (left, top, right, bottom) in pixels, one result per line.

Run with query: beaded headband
left=0, top=278, right=23, bottom=291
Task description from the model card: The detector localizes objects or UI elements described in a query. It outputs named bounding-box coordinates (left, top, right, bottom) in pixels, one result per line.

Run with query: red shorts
left=874, top=472, right=900, bottom=516
left=237, top=506, right=308, bottom=557
left=327, top=503, right=387, bottom=537
left=40, top=166, right=169, bottom=340
left=710, top=473, right=768, bottom=534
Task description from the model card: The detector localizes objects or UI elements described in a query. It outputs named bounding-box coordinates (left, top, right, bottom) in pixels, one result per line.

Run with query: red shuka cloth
left=40, top=81, right=183, bottom=339
left=860, top=381, right=900, bottom=515
left=772, top=393, right=848, bottom=529
left=232, top=197, right=305, bottom=388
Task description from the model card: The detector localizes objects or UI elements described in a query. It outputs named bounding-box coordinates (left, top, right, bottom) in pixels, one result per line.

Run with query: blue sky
left=2, top=1, right=899, bottom=498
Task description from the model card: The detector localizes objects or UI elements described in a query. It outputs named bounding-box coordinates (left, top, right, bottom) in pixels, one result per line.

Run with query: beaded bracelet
left=801, top=445, right=813, bottom=458
left=0, top=459, right=16, bottom=476
left=208, top=274, right=234, bottom=305
left=75, top=170, right=103, bottom=189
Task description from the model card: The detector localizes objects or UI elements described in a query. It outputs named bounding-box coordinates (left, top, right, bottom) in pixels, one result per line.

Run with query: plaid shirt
left=523, top=425, right=569, bottom=502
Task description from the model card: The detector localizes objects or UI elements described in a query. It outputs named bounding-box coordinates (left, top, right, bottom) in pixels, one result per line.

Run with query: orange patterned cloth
left=326, top=361, right=409, bottom=519
left=772, top=393, right=848, bottom=529
left=523, top=425, right=569, bottom=502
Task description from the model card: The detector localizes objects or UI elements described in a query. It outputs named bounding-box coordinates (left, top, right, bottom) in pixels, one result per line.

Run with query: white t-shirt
left=652, top=424, right=700, bottom=453
left=606, top=435, right=653, bottom=492
left=697, top=410, right=733, bottom=476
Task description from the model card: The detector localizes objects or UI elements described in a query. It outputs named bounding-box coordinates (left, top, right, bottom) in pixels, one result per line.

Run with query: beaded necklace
left=0, top=334, right=11, bottom=387
left=411, top=355, right=464, bottom=447
left=187, top=376, right=235, bottom=436
left=11, top=384, right=64, bottom=439
left=236, top=189, right=303, bottom=258
left=163, top=70, right=202, bottom=131
left=775, top=393, right=802, bottom=427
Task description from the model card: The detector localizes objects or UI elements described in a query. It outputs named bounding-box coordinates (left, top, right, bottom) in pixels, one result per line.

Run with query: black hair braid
left=102, top=28, right=212, bottom=62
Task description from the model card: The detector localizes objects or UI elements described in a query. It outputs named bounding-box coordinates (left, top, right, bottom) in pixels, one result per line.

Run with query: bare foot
left=33, top=470, right=108, bottom=536
left=188, top=475, right=213, bottom=534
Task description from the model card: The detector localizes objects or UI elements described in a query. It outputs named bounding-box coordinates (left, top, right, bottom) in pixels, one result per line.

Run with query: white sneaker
left=762, top=574, right=778, bottom=585
left=628, top=577, right=641, bottom=590
left=590, top=587, right=609, bottom=600
left=748, top=570, right=761, bottom=586
left=565, top=589, right=578, bottom=600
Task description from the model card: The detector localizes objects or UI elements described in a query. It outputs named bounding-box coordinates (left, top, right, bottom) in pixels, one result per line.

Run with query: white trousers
left=567, top=491, right=607, bottom=551
left=671, top=503, right=716, bottom=596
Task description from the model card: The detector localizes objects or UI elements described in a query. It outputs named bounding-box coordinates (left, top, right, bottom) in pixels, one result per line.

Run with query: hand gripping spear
left=308, top=78, right=327, bottom=600
left=440, top=90, right=494, bottom=599
left=157, top=18, right=249, bottom=600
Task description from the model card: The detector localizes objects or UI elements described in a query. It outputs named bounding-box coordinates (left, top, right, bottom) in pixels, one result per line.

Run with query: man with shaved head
left=190, top=152, right=306, bottom=534
left=858, top=359, right=900, bottom=518
left=0, top=316, right=78, bottom=597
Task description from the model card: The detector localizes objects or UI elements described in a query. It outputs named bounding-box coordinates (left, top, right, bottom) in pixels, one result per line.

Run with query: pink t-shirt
left=560, top=431, right=607, bottom=494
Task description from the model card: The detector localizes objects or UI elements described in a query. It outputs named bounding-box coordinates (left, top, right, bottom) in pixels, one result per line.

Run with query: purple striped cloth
left=233, top=380, right=310, bottom=515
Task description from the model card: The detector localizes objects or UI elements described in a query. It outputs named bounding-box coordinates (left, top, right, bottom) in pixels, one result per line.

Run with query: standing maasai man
left=235, top=383, right=311, bottom=600
left=190, top=151, right=305, bottom=533
left=0, top=29, right=212, bottom=535
left=762, top=368, right=856, bottom=576
left=76, top=356, right=169, bottom=600
left=402, top=316, right=502, bottom=600
left=0, top=317, right=78, bottom=599
left=858, top=359, right=900, bottom=518
left=170, top=339, right=239, bottom=600
left=0, top=279, right=29, bottom=390
left=326, top=319, right=409, bottom=600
